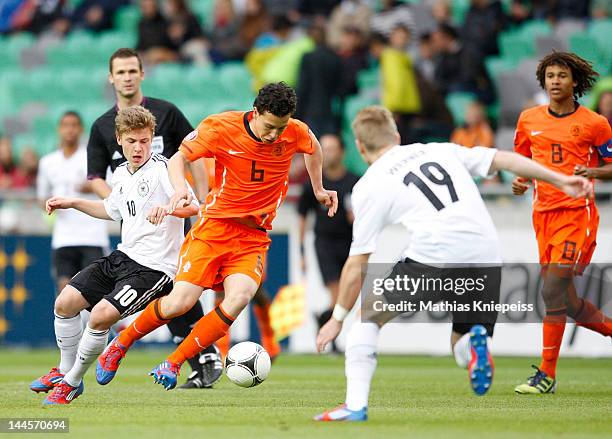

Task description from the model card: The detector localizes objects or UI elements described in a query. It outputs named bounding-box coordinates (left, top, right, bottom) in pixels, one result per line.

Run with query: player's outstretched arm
left=304, top=133, right=338, bottom=217
left=46, top=196, right=112, bottom=220
left=316, top=253, right=370, bottom=353
left=491, top=151, right=593, bottom=199
left=168, top=150, right=194, bottom=213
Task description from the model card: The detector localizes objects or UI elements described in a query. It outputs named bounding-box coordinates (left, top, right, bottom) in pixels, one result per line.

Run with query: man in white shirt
left=37, top=111, right=109, bottom=293
left=29, top=106, right=198, bottom=405
left=314, top=106, right=593, bottom=421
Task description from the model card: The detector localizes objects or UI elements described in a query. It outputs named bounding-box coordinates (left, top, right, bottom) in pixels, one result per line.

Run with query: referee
left=86, top=48, right=222, bottom=389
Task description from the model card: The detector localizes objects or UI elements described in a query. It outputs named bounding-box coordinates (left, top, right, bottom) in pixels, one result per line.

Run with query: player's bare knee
left=89, top=301, right=120, bottom=330
left=224, top=289, right=254, bottom=313
left=54, top=288, right=82, bottom=317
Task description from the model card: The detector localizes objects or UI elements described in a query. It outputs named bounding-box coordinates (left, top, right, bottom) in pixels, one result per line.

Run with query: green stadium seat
left=1, top=32, right=35, bottom=67
left=114, top=6, right=141, bottom=33
left=451, top=0, right=470, bottom=25
left=217, top=62, right=253, bottom=98
left=445, top=92, right=477, bottom=126
left=498, top=31, right=534, bottom=64
left=519, top=20, right=552, bottom=40
left=569, top=34, right=603, bottom=67
left=357, top=68, right=380, bottom=92
left=189, top=0, right=215, bottom=30
left=587, top=19, right=612, bottom=66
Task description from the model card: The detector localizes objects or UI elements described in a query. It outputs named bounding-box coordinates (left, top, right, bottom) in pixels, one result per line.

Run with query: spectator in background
left=370, top=0, right=416, bottom=38
left=239, top=0, right=270, bottom=52
left=297, top=0, right=341, bottom=17
left=450, top=101, right=495, bottom=148
left=164, top=0, right=209, bottom=65
left=36, top=111, right=109, bottom=293
left=70, top=0, right=129, bottom=33
left=432, top=23, right=494, bottom=104
left=0, top=136, right=32, bottom=190
left=12, top=0, right=65, bottom=34
left=18, top=147, right=39, bottom=187
left=298, top=133, right=359, bottom=353
left=462, top=0, right=507, bottom=58
left=430, top=0, right=452, bottom=25
left=296, top=20, right=343, bottom=136
left=253, top=14, right=293, bottom=49
left=337, top=25, right=369, bottom=98
left=369, top=31, right=422, bottom=143
left=137, top=0, right=179, bottom=65
left=209, top=0, right=244, bottom=61
left=416, top=32, right=435, bottom=83
left=327, top=0, right=372, bottom=51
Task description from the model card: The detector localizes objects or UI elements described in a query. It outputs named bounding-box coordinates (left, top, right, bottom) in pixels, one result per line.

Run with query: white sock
left=54, top=313, right=83, bottom=374
left=345, top=322, right=379, bottom=411
left=64, top=325, right=109, bottom=387
left=453, top=333, right=493, bottom=369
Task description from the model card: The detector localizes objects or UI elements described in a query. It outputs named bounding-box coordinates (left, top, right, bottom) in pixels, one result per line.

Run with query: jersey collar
left=243, top=111, right=263, bottom=142
left=547, top=101, right=580, bottom=118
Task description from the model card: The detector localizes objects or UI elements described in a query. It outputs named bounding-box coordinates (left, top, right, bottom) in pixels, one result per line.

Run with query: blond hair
left=115, top=106, right=156, bottom=138
left=351, top=106, right=399, bottom=152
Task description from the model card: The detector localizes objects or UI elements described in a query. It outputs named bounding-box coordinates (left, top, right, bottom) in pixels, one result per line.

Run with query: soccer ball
left=225, top=341, right=271, bottom=388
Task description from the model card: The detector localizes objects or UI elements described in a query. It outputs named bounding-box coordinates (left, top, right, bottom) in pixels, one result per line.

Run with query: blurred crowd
left=0, top=0, right=611, bottom=194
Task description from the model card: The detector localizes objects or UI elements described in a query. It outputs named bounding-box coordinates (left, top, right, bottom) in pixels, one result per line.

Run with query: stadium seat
left=357, top=68, right=380, bottom=92
left=445, top=92, right=477, bottom=126
left=498, top=31, right=534, bottom=65
left=1, top=33, right=35, bottom=69
left=519, top=20, right=552, bottom=40
left=217, top=62, right=253, bottom=99
left=114, top=5, right=141, bottom=33
left=450, top=0, right=470, bottom=25
left=569, top=34, right=604, bottom=68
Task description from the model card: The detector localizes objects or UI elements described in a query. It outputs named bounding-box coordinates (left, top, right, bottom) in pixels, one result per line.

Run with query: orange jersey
left=514, top=104, right=612, bottom=212
left=180, top=111, right=315, bottom=229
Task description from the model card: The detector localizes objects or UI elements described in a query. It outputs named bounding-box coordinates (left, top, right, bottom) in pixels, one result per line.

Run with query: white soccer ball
left=225, top=341, right=271, bottom=388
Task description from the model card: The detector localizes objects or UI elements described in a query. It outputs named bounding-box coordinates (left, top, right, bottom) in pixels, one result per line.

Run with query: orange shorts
left=176, top=217, right=271, bottom=289
left=533, top=206, right=599, bottom=274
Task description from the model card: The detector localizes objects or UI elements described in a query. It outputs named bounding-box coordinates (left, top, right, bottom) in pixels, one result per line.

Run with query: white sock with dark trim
left=54, top=314, right=83, bottom=374
left=64, top=325, right=109, bottom=387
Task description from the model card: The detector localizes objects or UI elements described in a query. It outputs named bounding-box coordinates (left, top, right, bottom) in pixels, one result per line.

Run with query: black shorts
left=374, top=258, right=500, bottom=336
left=314, top=236, right=351, bottom=284
left=69, top=250, right=173, bottom=318
left=52, top=246, right=105, bottom=280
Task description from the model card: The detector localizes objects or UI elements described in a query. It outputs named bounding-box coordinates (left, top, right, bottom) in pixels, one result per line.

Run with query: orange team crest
left=569, top=124, right=582, bottom=137
left=271, top=141, right=287, bottom=156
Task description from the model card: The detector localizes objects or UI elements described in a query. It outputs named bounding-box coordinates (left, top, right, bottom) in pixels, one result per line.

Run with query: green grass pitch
left=1, top=349, right=611, bottom=438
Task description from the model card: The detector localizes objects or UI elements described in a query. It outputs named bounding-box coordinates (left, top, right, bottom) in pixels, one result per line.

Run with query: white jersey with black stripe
left=103, top=153, right=197, bottom=278
left=349, top=143, right=502, bottom=265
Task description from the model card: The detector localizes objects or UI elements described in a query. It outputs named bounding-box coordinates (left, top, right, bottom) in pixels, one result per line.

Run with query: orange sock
left=118, top=298, right=170, bottom=348
left=253, top=303, right=281, bottom=358
left=217, top=331, right=231, bottom=360
left=168, top=305, right=234, bottom=365
left=574, top=299, right=612, bottom=337
left=539, top=309, right=567, bottom=378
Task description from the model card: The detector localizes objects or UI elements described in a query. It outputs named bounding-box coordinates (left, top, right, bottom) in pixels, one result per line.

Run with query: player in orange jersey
left=512, top=52, right=612, bottom=394
left=97, top=82, right=338, bottom=389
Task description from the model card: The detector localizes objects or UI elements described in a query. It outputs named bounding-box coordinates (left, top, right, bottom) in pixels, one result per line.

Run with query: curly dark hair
left=254, top=82, right=297, bottom=117
left=536, top=51, right=599, bottom=98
